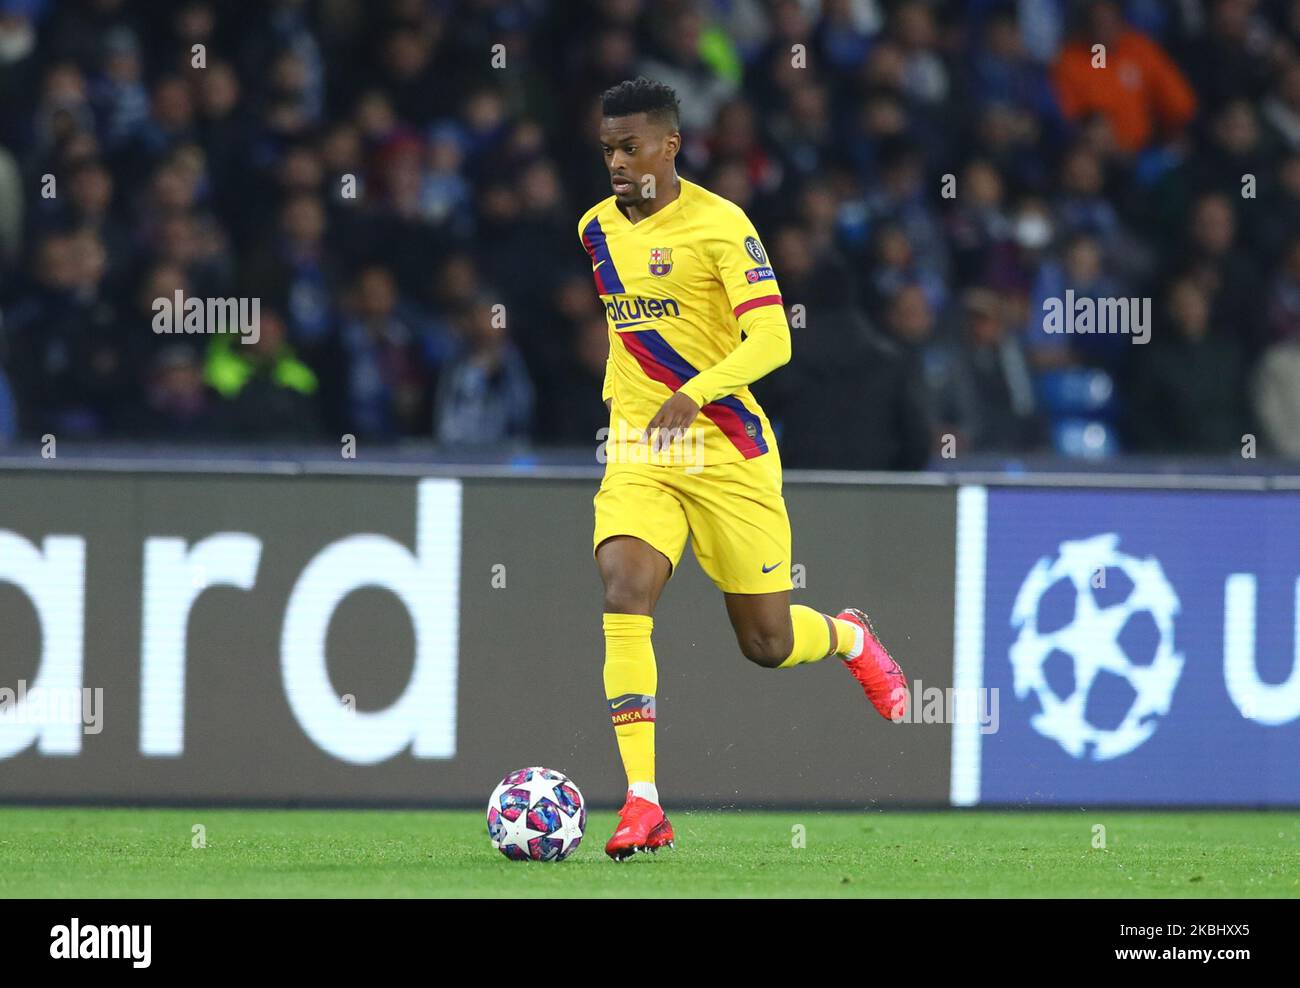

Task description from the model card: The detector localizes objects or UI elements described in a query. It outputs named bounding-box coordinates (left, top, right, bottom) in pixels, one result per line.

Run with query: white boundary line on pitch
left=951, top=485, right=988, bottom=807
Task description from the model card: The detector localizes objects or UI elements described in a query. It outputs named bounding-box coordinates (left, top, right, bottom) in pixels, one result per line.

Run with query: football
left=485, top=767, right=587, bottom=861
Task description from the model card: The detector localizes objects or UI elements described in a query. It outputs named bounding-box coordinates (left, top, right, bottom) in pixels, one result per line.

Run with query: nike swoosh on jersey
left=761, top=561, right=783, bottom=573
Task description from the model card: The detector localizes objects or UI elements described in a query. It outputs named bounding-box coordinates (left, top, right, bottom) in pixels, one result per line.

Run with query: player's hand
left=644, top=391, right=700, bottom=453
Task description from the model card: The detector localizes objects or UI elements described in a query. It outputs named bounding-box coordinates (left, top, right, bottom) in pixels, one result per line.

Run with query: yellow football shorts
left=593, top=449, right=793, bottom=594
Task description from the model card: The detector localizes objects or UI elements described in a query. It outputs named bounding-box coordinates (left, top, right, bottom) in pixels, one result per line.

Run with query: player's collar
left=613, top=178, right=686, bottom=230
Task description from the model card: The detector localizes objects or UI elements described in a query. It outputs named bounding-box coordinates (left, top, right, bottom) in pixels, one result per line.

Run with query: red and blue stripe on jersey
left=581, top=217, right=625, bottom=296
left=618, top=327, right=768, bottom=459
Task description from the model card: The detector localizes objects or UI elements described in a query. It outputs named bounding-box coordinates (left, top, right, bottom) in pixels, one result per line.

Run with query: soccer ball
left=1010, top=533, right=1184, bottom=761
left=486, top=767, right=586, bottom=861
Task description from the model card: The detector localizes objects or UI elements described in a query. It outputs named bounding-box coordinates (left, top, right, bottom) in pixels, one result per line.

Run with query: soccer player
left=580, top=78, right=908, bottom=861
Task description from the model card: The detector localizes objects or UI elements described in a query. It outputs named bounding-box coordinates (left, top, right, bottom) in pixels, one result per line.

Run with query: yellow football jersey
left=578, top=178, right=785, bottom=468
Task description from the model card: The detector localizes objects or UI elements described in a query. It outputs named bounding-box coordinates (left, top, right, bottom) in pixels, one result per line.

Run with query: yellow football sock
left=603, top=612, right=656, bottom=786
left=778, top=605, right=858, bottom=667
left=830, top=615, right=857, bottom=656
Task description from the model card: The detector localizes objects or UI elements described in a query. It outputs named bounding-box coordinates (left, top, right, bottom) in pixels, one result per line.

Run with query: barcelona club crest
left=648, top=247, right=673, bottom=277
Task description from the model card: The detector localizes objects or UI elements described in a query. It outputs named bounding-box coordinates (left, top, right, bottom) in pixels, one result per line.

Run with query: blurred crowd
left=2, top=0, right=1300, bottom=465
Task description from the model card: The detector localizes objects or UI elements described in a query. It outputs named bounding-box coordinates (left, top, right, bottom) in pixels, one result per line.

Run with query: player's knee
left=738, top=629, right=793, bottom=669
left=602, top=582, right=655, bottom=616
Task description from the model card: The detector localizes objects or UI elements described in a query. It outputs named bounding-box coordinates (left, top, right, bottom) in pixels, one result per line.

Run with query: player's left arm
left=646, top=218, right=790, bottom=440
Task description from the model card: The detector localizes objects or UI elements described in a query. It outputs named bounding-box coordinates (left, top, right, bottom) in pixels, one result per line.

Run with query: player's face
left=599, top=113, right=678, bottom=206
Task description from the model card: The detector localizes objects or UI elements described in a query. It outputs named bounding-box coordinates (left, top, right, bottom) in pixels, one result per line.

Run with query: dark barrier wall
left=0, top=472, right=957, bottom=807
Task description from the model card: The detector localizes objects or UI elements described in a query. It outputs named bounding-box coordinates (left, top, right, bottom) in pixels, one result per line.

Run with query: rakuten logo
left=604, top=295, right=681, bottom=326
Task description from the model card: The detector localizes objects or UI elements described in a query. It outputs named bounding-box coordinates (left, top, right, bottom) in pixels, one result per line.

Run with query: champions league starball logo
left=1009, top=534, right=1184, bottom=761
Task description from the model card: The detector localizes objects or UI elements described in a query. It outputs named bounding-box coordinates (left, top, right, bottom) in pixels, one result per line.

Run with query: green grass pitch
left=1, top=808, right=1296, bottom=898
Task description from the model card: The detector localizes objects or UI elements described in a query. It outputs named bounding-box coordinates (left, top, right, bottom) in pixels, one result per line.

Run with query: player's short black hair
left=600, top=77, right=680, bottom=131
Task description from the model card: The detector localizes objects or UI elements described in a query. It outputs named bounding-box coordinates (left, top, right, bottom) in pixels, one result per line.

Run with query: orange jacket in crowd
left=1052, top=29, right=1198, bottom=152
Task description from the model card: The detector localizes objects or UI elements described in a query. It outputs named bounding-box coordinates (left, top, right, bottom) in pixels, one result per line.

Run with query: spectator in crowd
left=338, top=264, right=432, bottom=440
left=205, top=305, right=321, bottom=441
left=1183, top=0, right=1279, bottom=111
left=706, top=98, right=783, bottom=196
left=192, top=59, right=248, bottom=218
left=892, top=0, right=950, bottom=109
left=1261, top=58, right=1300, bottom=152
left=931, top=287, right=1042, bottom=454
left=768, top=221, right=856, bottom=311
left=770, top=302, right=932, bottom=471
left=90, top=27, right=150, bottom=150
left=968, top=8, right=1058, bottom=122
left=637, top=4, right=739, bottom=134
left=1253, top=343, right=1300, bottom=460
left=434, top=295, right=534, bottom=448
left=547, top=311, right=611, bottom=448
left=1252, top=231, right=1300, bottom=460
left=5, top=229, right=125, bottom=436
left=126, top=257, right=190, bottom=379
left=0, top=143, right=22, bottom=265
left=127, top=344, right=220, bottom=440
left=32, top=61, right=96, bottom=160
left=814, top=0, right=879, bottom=74
left=419, top=123, right=474, bottom=234
left=1026, top=232, right=1128, bottom=370
left=1258, top=152, right=1300, bottom=260
left=860, top=141, right=950, bottom=285
left=762, top=221, right=930, bottom=470
left=1052, top=0, right=1197, bottom=155
left=1123, top=276, right=1246, bottom=453
left=1055, top=143, right=1151, bottom=279
left=880, top=282, right=959, bottom=447
left=1176, top=191, right=1267, bottom=353
left=946, top=157, right=1014, bottom=287
left=864, top=221, right=947, bottom=320
left=1267, top=235, right=1300, bottom=342
left=240, top=192, right=337, bottom=351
